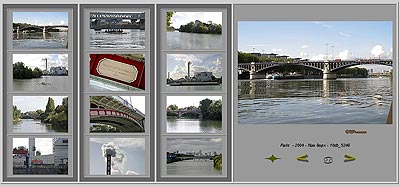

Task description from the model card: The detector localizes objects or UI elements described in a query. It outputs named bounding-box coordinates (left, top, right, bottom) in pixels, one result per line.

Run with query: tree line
left=166, top=98, right=222, bottom=120
left=178, top=21, right=222, bottom=34
left=13, top=62, right=43, bottom=79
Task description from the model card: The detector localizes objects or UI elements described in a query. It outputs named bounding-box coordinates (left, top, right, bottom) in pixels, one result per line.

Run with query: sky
left=13, top=138, right=54, bottom=155
left=167, top=138, right=222, bottom=153
left=167, top=96, right=222, bottom=108
left=13, top=54, right=68, bottom=71
left=120, top=96, right=145, bottom=114
left=13, top=12, right=68, bottom=26
left=167, top=54, right=223, bottom=80
left=90, top=138, right=145, bottom=176
left=170, top=12, right=222, bottom=28
left=13, top=96, right=65, bottom=113
left=238, top=21, right=393, bottom=72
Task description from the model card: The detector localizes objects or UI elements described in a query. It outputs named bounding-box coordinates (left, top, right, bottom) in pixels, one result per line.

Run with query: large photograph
left=238, top=21, right=393, bottom=124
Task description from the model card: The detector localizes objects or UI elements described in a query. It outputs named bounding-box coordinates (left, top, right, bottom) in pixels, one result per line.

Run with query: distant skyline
left=13, top=96, right=65, bottom=113
left=90, top=138, right=145, bottom=176
left=13, top=138, right=54, bottom=155
left=13, top=12, right=68, bottom=26
left=167, top=138, right=222, bottom=153
left=167, top=54, right=222, bottom=80
left=170, top=12, right=222, bottom=29
left=167, top=96, right=222, bottom=108
left=13, top=54, right=68, bottom=71
left=238, top=21, right=393, bottom=72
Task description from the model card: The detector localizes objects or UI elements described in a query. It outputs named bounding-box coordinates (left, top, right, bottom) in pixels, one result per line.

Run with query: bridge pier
left=323, top=60, right=337, bottom=80
left=139, top=19, right=145, bottom=30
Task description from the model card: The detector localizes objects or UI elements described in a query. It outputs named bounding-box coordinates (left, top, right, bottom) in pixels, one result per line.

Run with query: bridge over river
left=238, top=59, right=392, bottom=80
left=90, top=96, right=145, bottom=132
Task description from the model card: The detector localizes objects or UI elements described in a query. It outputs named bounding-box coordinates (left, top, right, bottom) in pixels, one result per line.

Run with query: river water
left=13, top=119, right=67, bottom=133
left=13, top=76, right=70, bottom=92
left=167, top=159, right=222, bottom=176
left=167, top=118, right=222, bottom=133
left=167, top=32, right=223, bottom=49
left=13, top=32, right=68, bottom=49
left=90, top=29, right=145, bottom=49
left=238, top=78, right=392, bottom=124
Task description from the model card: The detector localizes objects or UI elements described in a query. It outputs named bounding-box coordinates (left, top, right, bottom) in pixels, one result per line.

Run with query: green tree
left=166, top=12, right=175, bottom=31
left=13, top=105, right=21, bottom=122
left=167, top=104, right=179, bottom=111
left=45, top=97, right=55, bottom=114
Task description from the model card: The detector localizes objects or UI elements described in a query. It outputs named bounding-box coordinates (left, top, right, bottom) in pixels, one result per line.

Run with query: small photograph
left=90, top=96, right=145, bottom=133
left=13, top=96, right=68, bottom=133
left=89, top=11, right=145, bottom=49
left=13, top=12, right=69, bottom=49
left=238, top=21, right=393, bottom=124
left=166, top=96, right=222, bottom=133
left=90, top=138, right=145, bottom=176
left=13, top=54, right=69, bottom=92
left=13, top=137, right=68, bottom=175
left=89, top=54, right=145, bottom=91
left=166, top=138, right=222, bottom=176
left=166, top=54, right=223, bottom=91
left=166, top=12, right=223, bottom=49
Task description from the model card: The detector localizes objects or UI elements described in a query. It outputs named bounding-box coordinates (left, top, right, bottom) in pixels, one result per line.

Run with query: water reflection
left=238, top=78, right=392, bottom=124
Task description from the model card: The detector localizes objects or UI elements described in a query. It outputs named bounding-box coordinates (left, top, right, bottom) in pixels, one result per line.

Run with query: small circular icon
left=324, top=156, right=333, bottom=164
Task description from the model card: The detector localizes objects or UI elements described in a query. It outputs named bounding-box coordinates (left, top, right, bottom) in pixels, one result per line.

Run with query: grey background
left=79, top=4, right=155, bottom=182
left=156, top=4, right=232, bottom=182
left=2, top=4, right=78, bottom=182
left=233, top=4, right=398, bottom=182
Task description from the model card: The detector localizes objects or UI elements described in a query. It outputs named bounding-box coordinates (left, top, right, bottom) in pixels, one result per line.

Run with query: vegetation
left=13, top=62, right=43, bottom=79
left=166, top=12, right=175, bottom=31
left=238, top=51, right=294, bottom=64
left=336, top=67, right=368, bottom=78
left=13, top=105, right=21, bottom=122
left=166, top=99, right=222, bottom=120
left=213, top=154, right=222, bottom=170
left=178, top=20, right=222, bottom=34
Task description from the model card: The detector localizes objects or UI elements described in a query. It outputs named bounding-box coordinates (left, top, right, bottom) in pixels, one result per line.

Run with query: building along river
left=238, top=78, right=392, bottom=124
left=167, top=118, right=222, bottom=133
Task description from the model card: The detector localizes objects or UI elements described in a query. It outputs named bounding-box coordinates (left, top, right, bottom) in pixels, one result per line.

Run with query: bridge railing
left=90, top=108, right=144, bottom=128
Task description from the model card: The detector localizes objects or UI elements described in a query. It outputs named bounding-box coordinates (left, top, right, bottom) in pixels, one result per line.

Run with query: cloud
left=272, top=48, right=282, bottom=52
left=310, top=54, right=325, bottom=61
left=370, top=45, right=385, bottom=58
left=171, top=12, right=222, bottom=28
left=338, top=50, right=353, bottom=60
left=299, top=51, right=309, bottom=58
left=167, top=138, right=223, bottom=153
left=60, top=20, right=66, bottom=25
left=13, top=54, right=68, bottom=70
left=126, top=170, right=139, bottom=175
left=312, top=21, right=333, bottom=28
left=167, top=54, right=223, bottom=80
left=339, top=32, right=352, bottom=38
left=90, top=138, right=145, bottom=150
left=301, top=45, right=309, bottom=49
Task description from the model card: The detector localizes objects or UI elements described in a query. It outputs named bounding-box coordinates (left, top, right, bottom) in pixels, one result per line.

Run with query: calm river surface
left=13, top=32, right=68, bottom=49
left=90, top=29, right=145, bottom=49
left=13, top=76, right=69, bottom=92
left=167, top=118, right=222, bottom=133
left=238, top=78, right=392, bottom=124
left=167, top=160, right=222, bottom=176
left=167, top=32, right=223, bottom=49
left=13, top=119, right=67, bottom=133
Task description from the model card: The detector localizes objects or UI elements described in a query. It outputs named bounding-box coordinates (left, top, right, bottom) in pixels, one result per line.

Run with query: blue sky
left=13, top=12, right=68, bottom=26
left=238, top=21, right=393, bottom=72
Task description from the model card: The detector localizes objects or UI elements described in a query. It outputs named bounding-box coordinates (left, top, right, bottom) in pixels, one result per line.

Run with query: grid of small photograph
left=158, top=6, right=229, bottom=181
left=80, top=5, right=152, bottom=181
left=5, top=6, right=75, bottom=181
